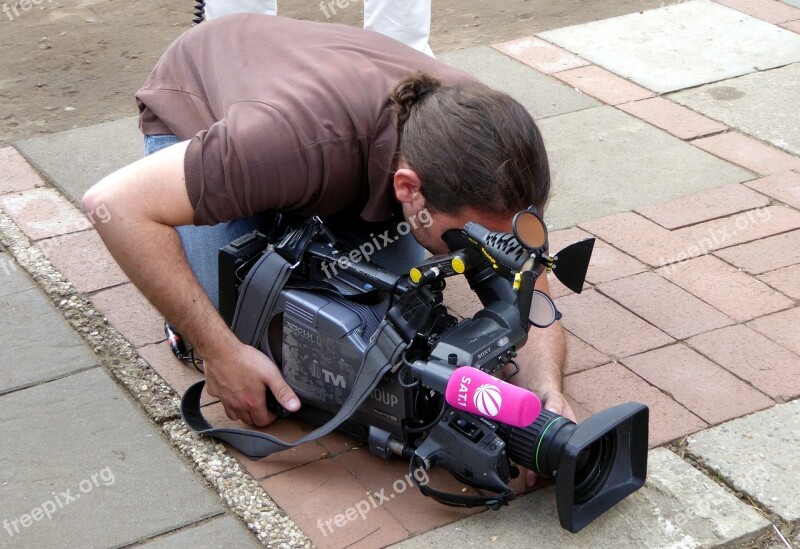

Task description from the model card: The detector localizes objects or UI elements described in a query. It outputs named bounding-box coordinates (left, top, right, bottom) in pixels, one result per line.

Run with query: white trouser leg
left=203, top=0, right=278, bottom=19
left=364, top=0, right=433, bottom=57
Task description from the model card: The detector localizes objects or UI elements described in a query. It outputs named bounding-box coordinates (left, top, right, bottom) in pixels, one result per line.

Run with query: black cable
left=402, top=399, right=445, bottom=434
left=192, top=0, right=205, bottom=25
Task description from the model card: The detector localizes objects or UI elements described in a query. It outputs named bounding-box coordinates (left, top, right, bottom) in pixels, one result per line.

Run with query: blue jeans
left=143, top=135, right=425, bottom=308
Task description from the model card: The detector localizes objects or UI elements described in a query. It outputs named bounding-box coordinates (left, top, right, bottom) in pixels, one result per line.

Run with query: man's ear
left=393, top=168, right=423, bottom=204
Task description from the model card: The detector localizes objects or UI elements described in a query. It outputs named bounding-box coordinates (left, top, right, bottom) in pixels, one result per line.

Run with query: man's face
left=403, top=201, right=515, bottom=255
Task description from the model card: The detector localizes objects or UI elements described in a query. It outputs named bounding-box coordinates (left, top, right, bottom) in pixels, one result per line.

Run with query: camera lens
left=502, top=409, right=615, bottom=492
left=572, top=433, right=615, bottom=503
left=500, top=403, right=648, bottom=533
left=503, top=409, right=574, bottom=475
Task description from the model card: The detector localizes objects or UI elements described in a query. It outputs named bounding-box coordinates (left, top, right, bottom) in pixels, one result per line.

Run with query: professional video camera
left=180, top=208, right=648, bottom=533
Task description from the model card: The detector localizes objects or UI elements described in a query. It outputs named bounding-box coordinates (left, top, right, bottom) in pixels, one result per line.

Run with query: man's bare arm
left=82, top=141, right=299, bottom=425
left=513, top=273, right=575, bottom=421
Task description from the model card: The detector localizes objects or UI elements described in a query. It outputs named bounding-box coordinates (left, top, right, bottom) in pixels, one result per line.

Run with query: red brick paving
left=691, top=132, right=800, bottom=175
left=91, top=283, right=165, bottom=347
left=564, top=363, right=707, bottom=447
left=0, top=147, right=47, bottom=194
left=260, top=458, right=410, bottom=548
left=564, top=331, right=608, bottom=375
left=492, top=36, right=589, bottom=74
left=598, top=272, right=733, bottom=340
left=580, top=212, right=699, bottom=267
left=553, top=65, right=655, bottom=105
left=634, top=183, right=769, bottom=230
left=556, top=289, right=674, bottom=358
left=675, top=205, right=800, bottom=253
left=334, top=447, right=484, bottom=535
left=713, top=0, right=800, bottom=24
left=688, top=324, right=800, bottom=401
left=658, top=255, right=793, bottom=322
left=617, top=97, right=728, bottom=140
left=745, top=171, right=800, bottom=210
left=39, top=230, right=128, bottom=293
left=621, top=344, right=773, bottom=425
left=715, top=229, right=800, bottom=274
left=747, top=307, right=800, bottom=356
left=0, top=188, right=91, bottom=241
left=759, top=263, right=800, bottom=300
left=782, top=19, right=800, bottom=33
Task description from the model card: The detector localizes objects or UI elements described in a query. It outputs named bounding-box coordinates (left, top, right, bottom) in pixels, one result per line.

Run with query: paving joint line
left=0, top=363, right=100, bottom=399
left=0, top=210, right=312, bottom=548
left=114, top=510, right=227, bottom=548
left=670, top=435, right=799, bottom=547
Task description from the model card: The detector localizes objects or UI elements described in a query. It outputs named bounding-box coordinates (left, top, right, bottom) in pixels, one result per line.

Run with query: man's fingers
left=269, top=375, right=301, bottom=412
left=238, top=410, right=255, bottom=426
left=249, top=400, right=276, bottom=427
left=223, top=405, right=239, bottom=422
left=525, top=470, right=539, bottom=489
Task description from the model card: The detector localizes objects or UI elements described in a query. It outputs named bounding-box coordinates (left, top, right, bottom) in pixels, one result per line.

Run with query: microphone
left=444, top=366, right=541, bottom=428
left=409, top=362, right=542, bottom=428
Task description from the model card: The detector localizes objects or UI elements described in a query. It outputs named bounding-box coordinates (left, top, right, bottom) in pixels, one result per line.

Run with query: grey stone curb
left=0, top=211, right=312, bottom=548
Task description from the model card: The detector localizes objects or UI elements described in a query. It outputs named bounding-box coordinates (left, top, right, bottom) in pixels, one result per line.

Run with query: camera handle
left=410, top=411, right=516, bottom=509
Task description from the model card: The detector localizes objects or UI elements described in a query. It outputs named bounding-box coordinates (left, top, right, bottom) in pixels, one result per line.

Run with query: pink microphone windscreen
left=444, top=366, right=542, bottom=428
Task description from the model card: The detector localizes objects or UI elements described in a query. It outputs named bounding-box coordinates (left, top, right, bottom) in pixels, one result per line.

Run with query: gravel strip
left=0, top=211, right=312, bottom=548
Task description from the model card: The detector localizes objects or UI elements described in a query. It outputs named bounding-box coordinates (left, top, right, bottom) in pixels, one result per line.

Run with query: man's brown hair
left=390, top=71, right=551, bottom=216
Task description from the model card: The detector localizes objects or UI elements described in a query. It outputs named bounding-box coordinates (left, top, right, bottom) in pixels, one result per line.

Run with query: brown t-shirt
left=135, top=14, right=480, bottom=226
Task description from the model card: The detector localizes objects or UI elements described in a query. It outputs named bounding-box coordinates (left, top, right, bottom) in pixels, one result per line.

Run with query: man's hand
left=204, top=342, right=301, bottom=427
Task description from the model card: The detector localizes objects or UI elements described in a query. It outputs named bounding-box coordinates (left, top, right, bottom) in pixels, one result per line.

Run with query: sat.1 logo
left=473, top=383, right=502, bottom=417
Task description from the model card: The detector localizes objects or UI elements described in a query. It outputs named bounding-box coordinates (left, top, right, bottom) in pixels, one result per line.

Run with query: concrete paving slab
left=0, top=252, right=33, bottom=297
left=392, top=448, right=769, bottom=548
left=14, top=117, right=142, bottom=205
left=438, top=46, right=599, bottom=119
left=537, top=106, right=753, bottom=229
left=671, top=63, right=800, bottom=156
left=0, top=368, right=223, bottom=548
left=0, top=284, right=97, bottom=395
left=140, top=516, right=260, bottom=548
left=538, top=1, right=800, bottom=93
left=687, top=399, right=800, bottom=522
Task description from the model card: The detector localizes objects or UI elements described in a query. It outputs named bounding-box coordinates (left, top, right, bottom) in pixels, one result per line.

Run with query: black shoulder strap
left=229, top=250, right=292, bottom=348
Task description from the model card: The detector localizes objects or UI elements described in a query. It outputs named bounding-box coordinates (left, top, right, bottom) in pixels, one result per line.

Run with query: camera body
left=217, top=215, right=649, bottom=532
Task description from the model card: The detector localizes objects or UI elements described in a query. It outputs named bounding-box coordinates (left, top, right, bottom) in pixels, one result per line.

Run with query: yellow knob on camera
left=451, top=256, right=466, bottom=274
left=410, top=267, right=423, bottom=284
